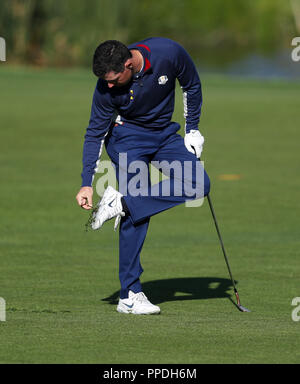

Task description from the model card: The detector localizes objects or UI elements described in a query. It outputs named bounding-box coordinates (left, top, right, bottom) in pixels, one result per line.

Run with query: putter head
left=234, top=291, right=251, bottom=312
left=238, top=304, right=251, bottom=313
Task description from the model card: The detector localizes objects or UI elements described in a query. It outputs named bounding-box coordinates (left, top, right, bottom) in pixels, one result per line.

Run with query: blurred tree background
left=0, top=0, right=299, bottom=68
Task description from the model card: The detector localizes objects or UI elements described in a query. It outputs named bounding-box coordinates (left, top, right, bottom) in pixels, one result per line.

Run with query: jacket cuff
left=81, top=173, right=93, bottom=188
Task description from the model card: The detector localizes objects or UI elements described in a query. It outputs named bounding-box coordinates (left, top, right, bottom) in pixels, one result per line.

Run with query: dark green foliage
left=0, top=0, right=297, bottom=66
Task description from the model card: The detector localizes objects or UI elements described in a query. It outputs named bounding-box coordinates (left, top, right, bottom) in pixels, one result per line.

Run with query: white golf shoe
left=117, top=291, right=161, bottom=315
left=91, top=186, right=125, bottom=230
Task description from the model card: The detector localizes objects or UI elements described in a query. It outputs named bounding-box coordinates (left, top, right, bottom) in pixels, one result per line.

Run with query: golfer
left=76, top=38, right=210, bottom=314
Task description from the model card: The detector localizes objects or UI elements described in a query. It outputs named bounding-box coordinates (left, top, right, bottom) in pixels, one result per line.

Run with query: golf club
left=207, top=194, right=250, bottom=312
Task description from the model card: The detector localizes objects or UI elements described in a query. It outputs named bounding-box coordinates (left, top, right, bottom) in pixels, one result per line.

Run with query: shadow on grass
left=102, top=277, right=235, bottom=306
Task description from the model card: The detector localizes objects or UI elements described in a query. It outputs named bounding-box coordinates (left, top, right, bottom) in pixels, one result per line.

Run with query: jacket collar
left=128, top=42, right=152, bottom=74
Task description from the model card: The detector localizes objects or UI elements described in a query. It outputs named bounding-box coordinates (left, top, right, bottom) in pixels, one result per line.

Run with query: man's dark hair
left=93, top=40, right=132, bottom=78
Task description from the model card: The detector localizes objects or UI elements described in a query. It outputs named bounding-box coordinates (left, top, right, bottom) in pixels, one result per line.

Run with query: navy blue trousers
left=105, top=122, right=210, bottom=299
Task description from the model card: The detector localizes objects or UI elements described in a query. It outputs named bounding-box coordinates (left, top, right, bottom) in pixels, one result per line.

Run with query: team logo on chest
left=158, top=75, right=168, bottom=85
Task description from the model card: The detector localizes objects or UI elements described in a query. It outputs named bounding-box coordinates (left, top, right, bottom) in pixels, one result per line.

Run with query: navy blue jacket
left=81, top=37, right=202, bottom=186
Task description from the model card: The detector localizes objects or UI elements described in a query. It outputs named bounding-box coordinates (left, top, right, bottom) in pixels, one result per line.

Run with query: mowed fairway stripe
left=0, top=68, right=299, bottom=363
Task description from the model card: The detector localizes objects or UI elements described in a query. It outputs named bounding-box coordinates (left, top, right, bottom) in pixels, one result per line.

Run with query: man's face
left=104, top=60, right=133, bottom=88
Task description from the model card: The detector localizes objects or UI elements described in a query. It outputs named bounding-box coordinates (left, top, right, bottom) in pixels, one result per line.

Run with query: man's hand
left=184, top=130, right=205, bottom=159
left=76, top=186, right=93, bottom=210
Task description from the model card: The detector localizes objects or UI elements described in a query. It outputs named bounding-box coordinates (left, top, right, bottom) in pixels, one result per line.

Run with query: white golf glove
left=184, top=130, right=204, bottom=159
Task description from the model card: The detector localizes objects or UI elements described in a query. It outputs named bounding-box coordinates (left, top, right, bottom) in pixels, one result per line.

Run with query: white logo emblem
left=158, top=75, right=168, bottom=85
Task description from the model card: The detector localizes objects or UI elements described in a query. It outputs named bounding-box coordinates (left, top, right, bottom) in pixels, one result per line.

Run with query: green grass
left=0, top=66, right=300, bottom=364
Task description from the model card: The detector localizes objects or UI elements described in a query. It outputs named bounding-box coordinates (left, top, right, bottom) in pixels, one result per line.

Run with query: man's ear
left=124, top=59, right=133, bottom=70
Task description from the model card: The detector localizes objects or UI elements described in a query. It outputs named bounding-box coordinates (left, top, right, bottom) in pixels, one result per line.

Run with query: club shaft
left=207, top=194, right=238, bottom=293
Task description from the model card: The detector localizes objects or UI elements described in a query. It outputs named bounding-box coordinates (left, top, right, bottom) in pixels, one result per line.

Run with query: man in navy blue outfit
left=76, top=38, right=210, bottom=314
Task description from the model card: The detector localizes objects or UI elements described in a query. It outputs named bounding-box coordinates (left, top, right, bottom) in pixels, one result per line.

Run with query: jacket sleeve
left=172, top=42, right=202, bottom=133
left=81, top=81, right=115, bottom=187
